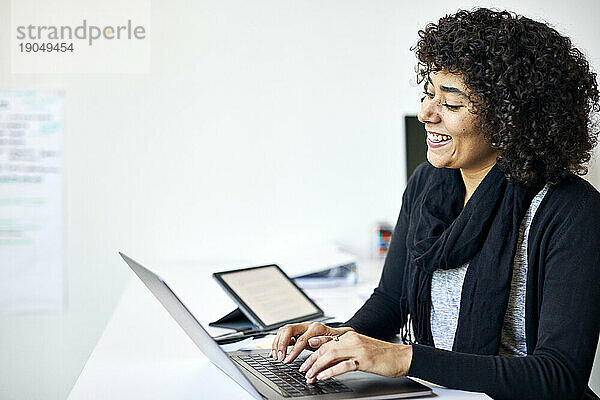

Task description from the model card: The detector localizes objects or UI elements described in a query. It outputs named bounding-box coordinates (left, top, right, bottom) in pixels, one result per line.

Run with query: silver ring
left=351, top=359, right=359, bottom=371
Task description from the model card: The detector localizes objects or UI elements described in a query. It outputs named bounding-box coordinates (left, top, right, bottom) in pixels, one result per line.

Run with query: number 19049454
left=19, top=42, right=74, bottom=52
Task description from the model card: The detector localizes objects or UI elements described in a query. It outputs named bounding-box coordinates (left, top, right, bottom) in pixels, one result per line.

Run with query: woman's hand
left=270, top=321, right=355, bottom=363
left=299, top=331, right=413, bottom=383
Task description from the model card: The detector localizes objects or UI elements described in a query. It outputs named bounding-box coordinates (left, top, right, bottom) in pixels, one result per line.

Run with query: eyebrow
left=440, top=85, right=468, bottom=98
left=426, top=76, right=468, bottom=98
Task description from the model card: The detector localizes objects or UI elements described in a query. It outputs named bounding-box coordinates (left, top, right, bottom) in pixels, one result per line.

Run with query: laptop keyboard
left=238, top=353, right=353, bottom=397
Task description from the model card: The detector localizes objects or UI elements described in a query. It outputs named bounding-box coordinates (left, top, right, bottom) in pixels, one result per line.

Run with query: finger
left=270, top=334, right=276, bottom=358
left=307, top=335, right=334, bottom=349
left=270, top=340, right=277, bottom=359
left=276, top=326, right=295, bottom=361
left=271, top=325, right=292, bottom=359
left=313, top=359, right=358, bottom=382
left=271, top=328, right=284, bottom=359
left=299, top=338, right=333, bottom=372
left=306, top=353, right=343, bottom=381
left=299, top=347, right=319, bottom=372
left=284, top=323, right=328, bottom=363
left=276, top=323, right=309, bottom=361
left=283, top=333, right=310, bottom=363
left=305, top=359, right=342, bottom=383
left=303, top=342, right=345, bottom=378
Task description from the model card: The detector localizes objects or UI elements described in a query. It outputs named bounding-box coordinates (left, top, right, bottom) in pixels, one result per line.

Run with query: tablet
left=213, top=264, right=324, bottom=331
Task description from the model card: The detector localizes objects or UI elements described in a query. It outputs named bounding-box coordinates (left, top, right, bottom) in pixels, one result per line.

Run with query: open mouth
left=426, top=132, right=452, bottom=144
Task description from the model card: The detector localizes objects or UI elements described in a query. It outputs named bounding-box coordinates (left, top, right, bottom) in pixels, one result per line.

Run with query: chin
left=426, top=153, right=447, bottom=169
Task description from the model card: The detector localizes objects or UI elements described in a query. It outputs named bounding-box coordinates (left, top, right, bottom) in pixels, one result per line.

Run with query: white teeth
left=427, top=132, right=451, bottom=143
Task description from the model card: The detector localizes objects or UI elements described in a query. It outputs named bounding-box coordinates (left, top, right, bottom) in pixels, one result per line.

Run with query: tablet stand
left=209, top=308, right=256, bottom=331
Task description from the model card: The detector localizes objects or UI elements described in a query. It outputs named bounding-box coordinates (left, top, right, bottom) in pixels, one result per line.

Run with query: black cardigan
left=345, top=162, right=600, bottom=400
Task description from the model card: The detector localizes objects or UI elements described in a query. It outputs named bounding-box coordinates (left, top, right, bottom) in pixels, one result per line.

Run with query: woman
left=270, top=8, right=600, bottom=400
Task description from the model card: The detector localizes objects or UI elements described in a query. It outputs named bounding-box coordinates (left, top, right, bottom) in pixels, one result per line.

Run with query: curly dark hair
left=414, top=8, right=600, bottom=185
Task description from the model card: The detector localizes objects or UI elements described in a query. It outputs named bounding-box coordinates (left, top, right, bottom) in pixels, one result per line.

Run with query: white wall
left=1, top=1, right=599, bottom=399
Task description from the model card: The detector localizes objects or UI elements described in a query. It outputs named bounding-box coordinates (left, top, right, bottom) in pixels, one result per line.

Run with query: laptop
left=119, top=252, right=432, bottom=399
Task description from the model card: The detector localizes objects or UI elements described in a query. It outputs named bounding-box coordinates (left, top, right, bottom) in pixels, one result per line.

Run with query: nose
left=418, top=98, right=441, bottom=124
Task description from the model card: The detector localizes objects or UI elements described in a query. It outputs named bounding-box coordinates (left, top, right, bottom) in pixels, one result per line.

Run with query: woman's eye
left=421, top=91, right=434, bottom=103
left=443, top=103, right=462, bottom=110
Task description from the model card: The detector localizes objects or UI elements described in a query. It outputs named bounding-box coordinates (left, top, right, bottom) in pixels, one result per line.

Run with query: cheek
left=444, top=117, right=465, bottom=136
left=449, top=114, right=478, bottom=137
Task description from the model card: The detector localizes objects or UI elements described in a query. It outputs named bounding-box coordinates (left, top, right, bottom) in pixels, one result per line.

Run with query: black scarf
left=399, top=163, right=539, bottom=355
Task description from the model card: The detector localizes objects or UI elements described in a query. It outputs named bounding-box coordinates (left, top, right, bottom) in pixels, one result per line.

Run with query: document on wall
left=0, top=89, right=63, bottom=313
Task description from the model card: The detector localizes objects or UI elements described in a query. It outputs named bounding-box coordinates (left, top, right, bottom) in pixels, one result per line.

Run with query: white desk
left=68, top=262, right=490, bottom=399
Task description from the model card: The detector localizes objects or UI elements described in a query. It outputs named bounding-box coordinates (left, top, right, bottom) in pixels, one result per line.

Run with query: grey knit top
left=430, top=185, right=550, bottom=355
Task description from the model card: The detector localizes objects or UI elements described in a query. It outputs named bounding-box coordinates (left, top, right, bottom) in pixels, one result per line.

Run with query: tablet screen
left=214, top=265, right=323, bottom=329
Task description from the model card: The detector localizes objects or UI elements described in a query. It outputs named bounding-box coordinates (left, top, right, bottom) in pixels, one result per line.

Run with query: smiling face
left=417, top=70, right=498, bottom=173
